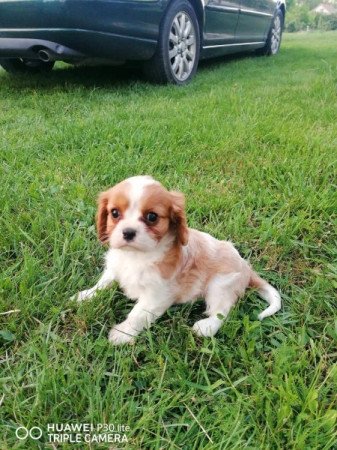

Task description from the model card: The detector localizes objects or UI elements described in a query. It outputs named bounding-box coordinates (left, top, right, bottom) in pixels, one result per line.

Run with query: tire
left=143, top=0, right=200, bottom=85
left=0, top=58, right=55, bottom=74
left=257, top=10, right=284, bottom=56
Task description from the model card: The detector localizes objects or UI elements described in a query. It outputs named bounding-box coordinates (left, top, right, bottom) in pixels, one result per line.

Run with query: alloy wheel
left=271, top=15, right=282, bottom=55
left=168, top=12, right=196, bottom=82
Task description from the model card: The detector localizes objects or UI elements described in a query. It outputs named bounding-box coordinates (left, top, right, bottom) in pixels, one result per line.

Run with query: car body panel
left=0, top=0, right=163, bottom=40
left=0, top=0, right=286, bottom=63
left=235, top=0, right=276, bottom=42
left=0, top=0, right=166, bottom=60
left=0, top=30, right=157, bottom=61
left=203, top=1, right=240, bottom=45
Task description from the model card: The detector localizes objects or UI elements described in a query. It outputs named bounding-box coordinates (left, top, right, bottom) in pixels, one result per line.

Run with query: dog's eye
left=111, top=208, right=120, bottom=219
left=146, top=212, right=158, bottom=223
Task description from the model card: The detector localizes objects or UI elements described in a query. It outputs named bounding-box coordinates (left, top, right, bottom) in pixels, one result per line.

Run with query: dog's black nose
left=123, top=228, right=136, bottom=242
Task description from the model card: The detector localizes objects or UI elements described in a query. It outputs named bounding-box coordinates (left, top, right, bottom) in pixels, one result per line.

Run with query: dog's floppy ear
left=170, top=191, right=189, bottom=246
left=96, top=191, right=110, bottom=244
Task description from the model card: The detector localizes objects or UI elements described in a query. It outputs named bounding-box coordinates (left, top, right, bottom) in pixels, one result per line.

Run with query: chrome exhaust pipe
left=38, top=49, right=54, bottom=62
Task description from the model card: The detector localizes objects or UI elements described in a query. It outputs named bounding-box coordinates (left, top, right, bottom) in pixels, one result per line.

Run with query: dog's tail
left=249, top=272, right=281, bottom=320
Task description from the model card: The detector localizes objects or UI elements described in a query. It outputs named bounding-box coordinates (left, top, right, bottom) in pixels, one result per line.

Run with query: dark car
left=0, top=0, right=286, bottom=84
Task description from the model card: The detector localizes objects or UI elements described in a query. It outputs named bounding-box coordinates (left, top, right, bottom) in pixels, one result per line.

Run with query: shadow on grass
left=0, top=45, right=315, bottom=92
left=2, top=63, right=145, bottom=91
left=0, top=53, right=268, bottom=89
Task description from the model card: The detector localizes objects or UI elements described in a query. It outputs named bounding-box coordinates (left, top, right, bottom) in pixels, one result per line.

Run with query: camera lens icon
left=16, top=426, right=43, bottom=440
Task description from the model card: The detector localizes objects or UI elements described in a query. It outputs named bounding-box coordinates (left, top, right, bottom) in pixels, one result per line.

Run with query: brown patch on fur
left=140, top=185, right=189, bottom=245
left=157, top=242, right=183, bottom=279
left=96, top=181, right=130, bottom=243
left=170, top=191, right=188, bottom=246
left=97, top=192, right=110, bottom=243
left=183, top=234, right=250, bottom=302
left=249, top=272, right=267, bottom=289
left=157, top=229, right=252, bottom=302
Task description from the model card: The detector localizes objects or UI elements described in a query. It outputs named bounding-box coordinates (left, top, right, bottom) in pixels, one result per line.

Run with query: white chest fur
left=105, top=248, right=165, bottom=300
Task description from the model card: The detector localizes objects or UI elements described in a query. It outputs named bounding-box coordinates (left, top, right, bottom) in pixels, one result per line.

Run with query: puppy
left=72, top=176, right=281, bottom=345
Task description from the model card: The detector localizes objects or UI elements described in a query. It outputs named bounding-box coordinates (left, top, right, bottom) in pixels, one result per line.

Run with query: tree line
left=285, top=0, right=337, bottom=32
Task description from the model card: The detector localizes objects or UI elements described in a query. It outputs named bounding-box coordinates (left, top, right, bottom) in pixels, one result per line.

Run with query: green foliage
left=287, top=0, right=320, bottom=11
left=286, top=5, right=313, bottom=32
left=286, top=2, right=337, bottom=32
left=1, top=31, right=337, bottom=449
left=315, top=13, right=337, bottom=30
left=286, top=0, right=296, bottom=10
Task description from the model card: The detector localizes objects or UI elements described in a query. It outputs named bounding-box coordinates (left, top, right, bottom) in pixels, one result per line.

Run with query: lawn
left=0, top=31, right=336, bottom=449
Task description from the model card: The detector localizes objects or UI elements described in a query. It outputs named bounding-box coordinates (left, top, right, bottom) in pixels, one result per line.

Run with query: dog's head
left=96, top=176, right=188, bottom=251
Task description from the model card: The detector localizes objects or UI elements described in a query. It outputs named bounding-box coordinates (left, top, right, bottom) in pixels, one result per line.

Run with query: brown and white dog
left=71, top=176, right=281, bottom=345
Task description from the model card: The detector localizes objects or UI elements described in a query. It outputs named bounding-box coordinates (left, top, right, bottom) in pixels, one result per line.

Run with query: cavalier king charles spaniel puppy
left=71, top=176, right=281, bottom=345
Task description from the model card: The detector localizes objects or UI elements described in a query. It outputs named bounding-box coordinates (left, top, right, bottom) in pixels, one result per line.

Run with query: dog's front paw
left=70, top=289, right=94, bottom=302
left=108, top=321, right=137, bottom=345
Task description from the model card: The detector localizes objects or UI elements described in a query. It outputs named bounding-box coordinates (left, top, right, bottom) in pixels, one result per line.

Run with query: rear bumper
left=0, top=0, right=165, bottom=61
left=0, top=30, right=157, bottom=61
left=0, top=37, right=85, bottom=60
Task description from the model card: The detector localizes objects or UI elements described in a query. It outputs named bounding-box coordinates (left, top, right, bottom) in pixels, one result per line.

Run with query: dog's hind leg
left=192, top=273, right=244, bottom=337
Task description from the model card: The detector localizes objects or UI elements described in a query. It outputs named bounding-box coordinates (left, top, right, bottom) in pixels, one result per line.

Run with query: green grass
left=1, top=31, right=336, bottom=449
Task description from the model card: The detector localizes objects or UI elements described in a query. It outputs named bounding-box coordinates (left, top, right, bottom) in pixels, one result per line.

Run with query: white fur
left=73, top=239, right=176, bottom=345
left=192, top=273, right=244, bottom=338
left=193, top=317, right=223, bottom=337
left=257, top=284, right=282, bottom=320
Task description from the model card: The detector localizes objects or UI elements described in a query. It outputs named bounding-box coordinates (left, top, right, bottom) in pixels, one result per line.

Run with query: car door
left=203, top=0, right=240, bottom=46
left=235, top=0, right=276, bottom=43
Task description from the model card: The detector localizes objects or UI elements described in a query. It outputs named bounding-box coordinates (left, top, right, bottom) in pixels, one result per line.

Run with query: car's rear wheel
left=257, top=10, right=283, bottom=56
left=0, top=58, right=54, bottom=74
left=144, top=0, right=200, bottom=85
